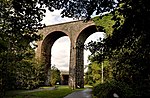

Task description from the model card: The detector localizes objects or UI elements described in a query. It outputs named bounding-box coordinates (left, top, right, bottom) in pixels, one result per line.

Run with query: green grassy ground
left=4, top=86, right=85, bottom=98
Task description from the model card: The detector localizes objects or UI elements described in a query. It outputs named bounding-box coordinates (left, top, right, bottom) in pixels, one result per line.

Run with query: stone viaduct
left=36, top=20, right=102, bottom=89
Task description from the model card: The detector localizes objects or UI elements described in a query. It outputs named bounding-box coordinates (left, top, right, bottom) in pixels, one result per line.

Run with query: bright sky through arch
left=41, top=9, right=104, bottom=71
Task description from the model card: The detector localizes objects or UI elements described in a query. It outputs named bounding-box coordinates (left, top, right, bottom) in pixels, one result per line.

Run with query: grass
left=4, top=85, right=85, bottom=98
left=84, top=85, right=93, bottom=88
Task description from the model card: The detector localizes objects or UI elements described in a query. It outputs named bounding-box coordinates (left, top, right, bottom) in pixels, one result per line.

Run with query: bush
left=50, top=65, right=61, bottom=86
left=14, top=58, right=46, bottom=90
left=92, top=80, right=135, bottom=98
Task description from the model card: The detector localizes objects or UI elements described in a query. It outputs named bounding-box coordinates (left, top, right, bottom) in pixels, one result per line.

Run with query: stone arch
left=36, top=20, right=102, bottom=88
left=41, top=31, right=69, bottom=85
left=73, top=25, right=104, bottom=88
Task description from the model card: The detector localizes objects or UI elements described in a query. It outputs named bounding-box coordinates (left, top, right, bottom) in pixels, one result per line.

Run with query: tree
left=84, top=0, right=150, bottom=97
left=38, top=0, right=118, bottom=20
left=85, top=62, right=101, bottom=85
left=0, top=0, right=45, bottom=96
left=92, top=14, right=115, bottom=36
left=50, top=65, right=61, bottom=86
left=85, top=60, right=112, bottom=86
left=105, top=1, right=150, bottom=95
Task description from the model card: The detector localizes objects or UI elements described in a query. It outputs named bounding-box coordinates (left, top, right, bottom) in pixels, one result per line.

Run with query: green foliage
left=85, top=38, right=105, bottom=63
left=50, top=65, right=61, bottom=86
left=14, top=58, right=45, bottom=90
left=104, top=1, right=150, bottom=96
left=38, top=0, right=118, bottom=20
left=93, top=80, right=135, bottom=98
left=84, top=0, right=150, bottom=97
left=0, top=49, right=45, bottom=90
left=85, top=61, right=112, bottom=86
left=92, top=14, right=115, bottom=36
left=85, top=62, right=101, bottom=85
left=0, top=0, right=45, bottom=97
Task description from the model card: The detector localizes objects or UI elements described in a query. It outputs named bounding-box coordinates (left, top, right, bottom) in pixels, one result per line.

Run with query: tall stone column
left=69, top=43, right=76, bottom=89
left=44, top=57, right=51, bottom=86
left=42, top=49, right=51, bottom=86
left=69, top=41, right=84, bottom=89
left=75, top=41, right=84, bottom=88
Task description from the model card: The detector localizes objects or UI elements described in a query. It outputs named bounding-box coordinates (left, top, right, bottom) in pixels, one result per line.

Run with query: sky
left=41, top=9, right=104, bottom=71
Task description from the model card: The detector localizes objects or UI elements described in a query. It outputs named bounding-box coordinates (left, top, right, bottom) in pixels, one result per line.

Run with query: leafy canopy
left=85, top=0, right=150, bottom=96
left=38, top=0, right=118, bottom=19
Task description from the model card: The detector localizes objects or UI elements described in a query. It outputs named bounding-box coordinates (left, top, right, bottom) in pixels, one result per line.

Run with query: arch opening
left=73, top=25, right=105, bottom=88
left=84, top=32, right=105, bottom=67
left=41, top=31, right=69, bottom=85
left=51, top=36, right=70, bottom=85
left=51, top=36, right=70, bottom=71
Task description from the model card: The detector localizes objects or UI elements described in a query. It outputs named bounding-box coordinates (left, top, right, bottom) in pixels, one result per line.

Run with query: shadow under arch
left=74, top=25, right=104, bottom=88
left=41, top=31, right=69, bottom=85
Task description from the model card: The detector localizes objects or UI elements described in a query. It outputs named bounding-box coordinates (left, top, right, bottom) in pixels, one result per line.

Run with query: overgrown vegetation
left=92, top=14, right=115, bottom=36
left=84, top=60, right=112, bottom=86
left=92, top=80, right=136, bottom=98
left=85, top=0, right=150, bottom=97
left=0, top=0, right=45, bottom=97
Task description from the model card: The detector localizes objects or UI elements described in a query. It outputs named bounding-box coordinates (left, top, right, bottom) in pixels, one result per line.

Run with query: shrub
left=14, top=58, right=45, bottom=90
left=92, top=80, right=135, bottom=98
left=50, top=65, right=61, bottom=86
